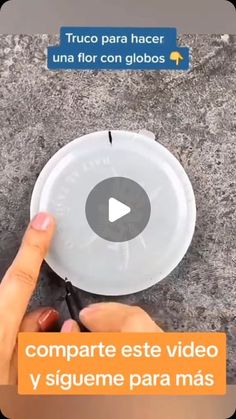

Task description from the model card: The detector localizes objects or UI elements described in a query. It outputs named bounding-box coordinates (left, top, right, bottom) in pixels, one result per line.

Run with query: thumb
left=0, top=212, right=56, bottom=333
left=79, top=303, right=163, bottom=332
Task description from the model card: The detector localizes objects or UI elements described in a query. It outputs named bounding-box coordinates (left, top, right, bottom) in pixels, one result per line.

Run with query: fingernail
left=79, top=306, right=99, bottom=319
left=38, top=309, right=59, bottom=332
left=61, top=319, right=77, bottom=333
left=31, top=212, right=53, bottom=231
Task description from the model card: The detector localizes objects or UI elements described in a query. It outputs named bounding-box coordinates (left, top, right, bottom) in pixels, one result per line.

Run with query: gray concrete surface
left=0, top=34, right=235, bottom=381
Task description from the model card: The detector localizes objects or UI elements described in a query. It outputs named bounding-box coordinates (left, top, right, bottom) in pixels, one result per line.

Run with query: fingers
left=0, top=213, right=56, bottom=333
left=20, top=307, right=59, bottom=332
left=8, top=308, right=59, bottom=384
left=61, top=319, right=80, bottom=333
left=79, top=303, right=163, bottom=332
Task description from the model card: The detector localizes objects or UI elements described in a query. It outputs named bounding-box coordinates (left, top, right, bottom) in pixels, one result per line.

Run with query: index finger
left=0, top=212, right=56, bottom=332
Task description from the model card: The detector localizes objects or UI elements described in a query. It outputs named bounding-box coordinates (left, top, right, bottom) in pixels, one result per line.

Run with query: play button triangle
left=109, top=198, right=131, bottom=223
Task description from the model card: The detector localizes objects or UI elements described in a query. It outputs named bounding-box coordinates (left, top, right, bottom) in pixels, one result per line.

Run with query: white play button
left=109, top=197, right=131, bottom=223
left=86, top=177, right=151, bottom=242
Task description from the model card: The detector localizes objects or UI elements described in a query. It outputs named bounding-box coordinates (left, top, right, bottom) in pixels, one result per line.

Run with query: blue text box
left=48, top=27, right=190, bottom=71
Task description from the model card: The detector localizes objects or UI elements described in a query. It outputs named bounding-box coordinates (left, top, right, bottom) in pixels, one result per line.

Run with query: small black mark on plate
left=108, top=131, right=113, bottom=145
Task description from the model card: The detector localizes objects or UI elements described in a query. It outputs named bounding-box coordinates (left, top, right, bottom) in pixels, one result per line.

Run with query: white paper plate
left=30, top=130, right=196, bottom=295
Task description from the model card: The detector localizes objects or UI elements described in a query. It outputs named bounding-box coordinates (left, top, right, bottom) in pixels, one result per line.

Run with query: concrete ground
left=0, top=35, right=235, bottom=381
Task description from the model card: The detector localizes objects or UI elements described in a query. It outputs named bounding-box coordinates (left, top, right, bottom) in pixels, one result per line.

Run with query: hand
left=61, top=302, right=163, bottom=333
left=0, top=212, right=162, bottom=385
left=0, top=213, right=59, bottom=384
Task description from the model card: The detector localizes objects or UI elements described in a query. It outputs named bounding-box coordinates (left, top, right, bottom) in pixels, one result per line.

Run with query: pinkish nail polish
left=31, top=212, right=52, bottom=231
